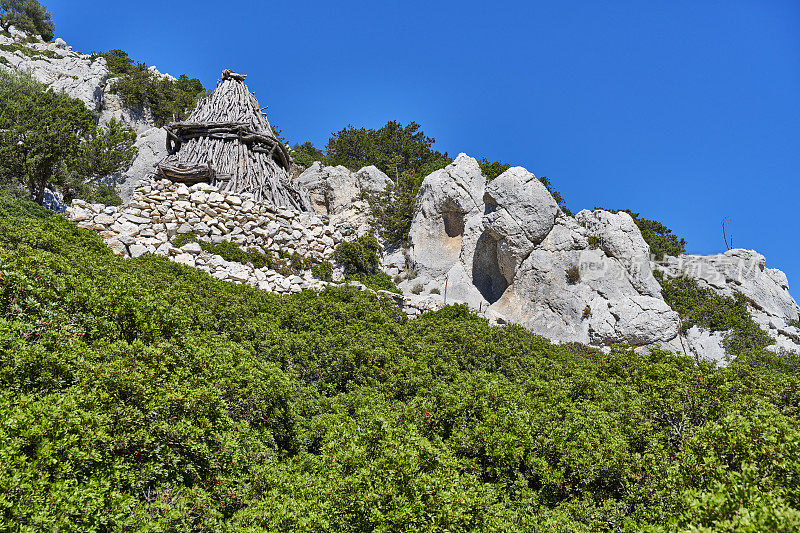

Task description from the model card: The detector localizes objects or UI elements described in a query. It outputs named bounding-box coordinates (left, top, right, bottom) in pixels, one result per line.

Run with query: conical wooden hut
left=156, top=69, right=311, bottom=210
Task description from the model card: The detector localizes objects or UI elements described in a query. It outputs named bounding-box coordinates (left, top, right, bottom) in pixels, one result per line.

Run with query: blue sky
left=49, top=0, right=799, bottom=287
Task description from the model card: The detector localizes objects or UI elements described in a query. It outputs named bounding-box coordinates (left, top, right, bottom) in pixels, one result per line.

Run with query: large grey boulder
left=575, top=209, right=662, bottom=297
left=407, top=154, right=486, bottom=280
left=296, top=163, right=390, bottom=215
left=483, top=167, right=559, bottom=283
left=354, top=165, right=392, bottom=195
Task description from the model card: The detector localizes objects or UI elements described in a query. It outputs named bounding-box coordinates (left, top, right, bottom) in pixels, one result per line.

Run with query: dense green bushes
left=95, top=49, right=206, bottom=127
left=1, top=192, right=799, bottom=530
left=333, top=235, right=400, bottom=293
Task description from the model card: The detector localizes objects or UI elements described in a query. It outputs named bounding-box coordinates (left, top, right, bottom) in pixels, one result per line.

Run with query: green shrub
left=170, top=231, right=199, bottom=248
left=289, top=251, right=310, bottom=271
left=478, top=158, right=510, bottom=180
left=82, top=182, right=122, bottom=206
left=0, top=70, right=135, bottom=205
left=96, top=50, right=206, bottom=127
left=1, top=193, right=799, bottom=530
left=430, top=288, right=441, bottom=295
left=170, top=235, right=274, bottom=269
left=411, top=282, right=423, bottom=295
left=583, top=305, right=592, bottom=319
left=660, top=275, right=772, bottom=358
left=349, top=271, right=401, bottom=294
left=291, top=141, right=324, bottom=168
left=588, top=235, right=601, bottom=249
left=333, top=235, right=380, bottom=276
left=0, top=0, right=54, bottom=41
left=311, top=260, right=333, bottom=282
left=789, top=318, right=800, bottom=329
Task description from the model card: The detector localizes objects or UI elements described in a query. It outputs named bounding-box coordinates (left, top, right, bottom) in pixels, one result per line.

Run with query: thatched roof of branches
left=156, top=70, right=311, bottom=211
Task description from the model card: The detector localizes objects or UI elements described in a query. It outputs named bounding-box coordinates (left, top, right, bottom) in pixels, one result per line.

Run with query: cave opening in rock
left=442, top=210, right=465, bottom=238
left=472, top=232, right=508, bottom=303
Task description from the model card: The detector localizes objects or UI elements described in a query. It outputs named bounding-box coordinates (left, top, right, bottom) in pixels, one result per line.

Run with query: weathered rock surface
left=0, top=31, right=107, bottom=110
left=297, top=163, right=391, bottom=215
left=108, top=128, right=168, bottom=201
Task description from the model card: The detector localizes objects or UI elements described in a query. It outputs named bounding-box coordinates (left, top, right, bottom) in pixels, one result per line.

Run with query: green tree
left=79, top=118, right=137, bottom=179
left=325, top=121, right=447, bottom=180
left=291, top=141, right=324, bottom=168
left=0, top=0, right=53, bottom=40
left=96, top=50, right=206, bottom=127
left=0, top=71, right=135, bottom=204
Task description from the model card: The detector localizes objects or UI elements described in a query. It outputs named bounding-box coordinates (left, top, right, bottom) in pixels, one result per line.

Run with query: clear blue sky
left=49, top=0, right=799, bottom=287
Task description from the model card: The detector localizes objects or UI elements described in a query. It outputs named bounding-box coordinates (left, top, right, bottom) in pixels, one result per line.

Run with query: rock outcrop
left=0, top=31, right=107, bottom=110
left=297, top=163, right=391, bottom=215
left=403, top=154, right=681, bottom=348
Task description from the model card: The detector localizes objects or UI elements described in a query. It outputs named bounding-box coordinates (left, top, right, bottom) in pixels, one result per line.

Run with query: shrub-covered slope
left=1, top=193, right=800, bottom=531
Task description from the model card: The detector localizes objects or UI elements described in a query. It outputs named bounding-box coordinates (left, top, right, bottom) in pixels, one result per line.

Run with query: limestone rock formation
left=404, top=154, right=680, bottom=347
left=0, top=31, right=107, bottom=110
left=109, top=128, right=168, bottom=201
left=297, top=163, right=391, bottom=215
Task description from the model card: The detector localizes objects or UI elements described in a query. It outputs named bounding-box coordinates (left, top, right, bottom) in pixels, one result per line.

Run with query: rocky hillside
left=5, top=27, right=798, bottom=365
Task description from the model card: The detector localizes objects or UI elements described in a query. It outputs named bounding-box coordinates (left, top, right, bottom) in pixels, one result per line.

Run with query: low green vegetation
left=0, top=0, right=54, bottom=41
left=657, top=272, right=773, bottom=358
left=333, top=234, right=400, bottom=293
left=1, top=192, right=800, bottom=530
left=0, top=40, right=58, bottom=59
left=94, top=49, right=206, bottom=127
left=0, top=70, right=136, bottom=205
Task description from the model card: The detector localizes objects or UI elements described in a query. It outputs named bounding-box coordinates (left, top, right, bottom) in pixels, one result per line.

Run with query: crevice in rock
left=472, top=231, right=508, bottom=304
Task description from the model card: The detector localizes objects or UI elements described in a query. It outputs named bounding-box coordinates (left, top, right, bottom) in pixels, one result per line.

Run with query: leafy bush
left=411, top=282, right=423, bottom=295
left=349, top=271, right=401, bottom=294
left=0, top=0, right=54, bottom=40
left=81, top=182, right=122, bottom=206
left=333, top=235, right=380, bottom=276
left=171, top=233, right=274, bottom=269
left=430, top=288, right=441, bottom=295
left=659, top=274, right=772, bottom=358
left=333, top=235, right=400, bottom=293
left=0, top=192, right=799, bottom=530
left=291, top=141, right=324, bottom=168
left=311, top=260, right=333, bottom=281
left=96, top=49, right=206, bottom=127
left=478, top=158, right=510, bottom=180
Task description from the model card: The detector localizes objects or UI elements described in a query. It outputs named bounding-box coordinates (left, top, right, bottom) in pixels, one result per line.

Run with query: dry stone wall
left=66, top=179, right=441, bottom=317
